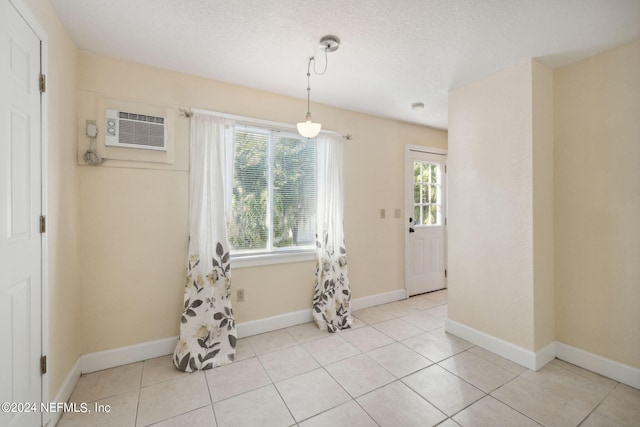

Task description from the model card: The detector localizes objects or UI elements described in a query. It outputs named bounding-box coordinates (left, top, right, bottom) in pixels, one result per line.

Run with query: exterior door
left=405, top=147, right=446, bottom=296
left=0, top=1, right=43, bottom=426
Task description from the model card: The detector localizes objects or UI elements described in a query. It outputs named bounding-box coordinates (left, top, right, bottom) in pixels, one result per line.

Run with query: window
left=229, top=125, right=316, bottom=263
left=413, top=161, right=442, bottom=226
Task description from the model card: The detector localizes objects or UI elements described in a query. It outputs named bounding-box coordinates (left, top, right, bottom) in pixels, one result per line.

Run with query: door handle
left=409, top=227, right=415, bottom=233
left=409, top=217, right=415, bottom=233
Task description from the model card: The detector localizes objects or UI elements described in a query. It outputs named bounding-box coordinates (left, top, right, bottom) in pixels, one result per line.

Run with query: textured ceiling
left=50, top=0, right=640, bottom=130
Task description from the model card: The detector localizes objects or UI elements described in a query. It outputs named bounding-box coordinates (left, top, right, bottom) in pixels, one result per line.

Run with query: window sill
left=231, top=250, right=316, bottom=268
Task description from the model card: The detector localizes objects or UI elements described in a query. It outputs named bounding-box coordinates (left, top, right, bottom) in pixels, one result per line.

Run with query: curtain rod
left=179, top=107, right=352, bottom=141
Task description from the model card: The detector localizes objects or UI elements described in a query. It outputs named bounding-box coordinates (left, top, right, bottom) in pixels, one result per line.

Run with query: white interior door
left=0, top=1, right=43, bottom=426
left=405, top=147, right=446, bottom=296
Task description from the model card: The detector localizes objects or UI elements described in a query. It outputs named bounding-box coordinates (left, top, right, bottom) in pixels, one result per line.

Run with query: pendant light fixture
left=297, top=35, right=340, bottom=138
left=297, top=58, right=322, bottom=138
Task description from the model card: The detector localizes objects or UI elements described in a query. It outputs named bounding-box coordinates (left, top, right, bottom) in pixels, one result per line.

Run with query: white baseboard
left=534, top=341, right=558, bottom=371
left=235, top=288, right=407, bottom=338
left=76, top=310, right=316, bottom=376
left=236, top=288, right=407, bottom=337
left=44, top=357, right=81, bottom=427
left=444, top=319, right=556, bottom=371
left=445, top=319, right=640, bottom=388
left=81, top=336, right=177, bottom=374
left=445, top=319, right=539, bottom=370
left=237, top=308, right=313, bottom=338
left=352, top=288, right=407, bottom=311
left=76, top=288, right=408, bottom=375
left=57, top=288, right=639, bottom=416
left=556, top=342, right=640, bottom=389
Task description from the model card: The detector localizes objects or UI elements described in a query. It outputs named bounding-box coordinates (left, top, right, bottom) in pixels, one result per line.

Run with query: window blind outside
left=229, top=127, right=316, bottom=253
left=272, top=134, right=316, bottom=248
left=230, top=130, right=268, bottom=250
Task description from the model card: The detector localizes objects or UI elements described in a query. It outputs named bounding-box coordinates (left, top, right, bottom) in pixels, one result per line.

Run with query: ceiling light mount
left=319, top=35, right=340, bottom=53
left=297, top=35, right=341, bottom=138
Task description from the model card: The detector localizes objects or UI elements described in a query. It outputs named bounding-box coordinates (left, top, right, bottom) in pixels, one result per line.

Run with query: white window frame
left=224, top=117, right=318, bottom=268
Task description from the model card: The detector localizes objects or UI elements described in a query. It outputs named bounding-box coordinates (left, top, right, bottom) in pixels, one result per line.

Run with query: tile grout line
left=311, top=296, right=452, bottom=423
left=252, top=339, right=298, bottom=425
left=318, top=361, right=386, bottom=426
left=74, top=290, right=637, bottom=427
left=399, top=367, right=477, bottom=422
left=574, top=381, right=620, bottom=427
left=134, top=361, right=145, bottom=427
left=488, top=368, right=589, bottom=426
left=202, top=364, right=220, bottom=427
left=243, top=292, right=459, bottom=425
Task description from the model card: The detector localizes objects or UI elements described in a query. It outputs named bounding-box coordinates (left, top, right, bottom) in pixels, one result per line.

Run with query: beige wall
left=77, top=52, right=447, bottom=354
left=554, top=39, right=640, bottom=368
left=531, top=61, right=555, bottom=350
left=22, top=0, right=81, bottom=398
left=449, top=41, right=639, bottom=368
left=448, top=59, right=536, bottom=351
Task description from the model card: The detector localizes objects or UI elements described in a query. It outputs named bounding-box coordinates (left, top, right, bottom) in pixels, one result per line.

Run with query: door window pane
left=422, top=206, right=430, bottom=225
left=412, top=160, right=442, bottom=227
left=431, top=164, right=439, bottom=184
left=429, top=185, right=438, bottom=204
left=430, top=205, right=439, bottom=225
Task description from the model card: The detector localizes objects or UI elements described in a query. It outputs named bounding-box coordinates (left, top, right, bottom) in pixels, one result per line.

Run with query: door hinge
left=40, top=355, right=47, bottom=375
left=39, top=73, right=46, bottom=93
left=445, top=269, right=448, bottom=278
left=40, top=215, right=46, bottom=234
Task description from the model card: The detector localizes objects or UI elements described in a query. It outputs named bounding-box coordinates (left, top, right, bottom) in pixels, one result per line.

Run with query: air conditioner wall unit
left=105, top=109, right=167, bottom=151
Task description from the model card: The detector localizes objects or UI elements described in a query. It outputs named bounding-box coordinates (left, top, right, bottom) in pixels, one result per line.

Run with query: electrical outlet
left=236, top=289, right=245, bottom=302
left=380, top=208, right=386, bottom=219
left=394, top=208, right=401, bottom=218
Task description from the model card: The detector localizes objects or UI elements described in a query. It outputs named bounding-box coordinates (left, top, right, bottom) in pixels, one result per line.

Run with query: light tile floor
left=57, top=290, right=640, bottom=427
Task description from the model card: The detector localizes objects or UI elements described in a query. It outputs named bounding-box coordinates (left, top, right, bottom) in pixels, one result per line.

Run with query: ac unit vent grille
left=106, top=109, right=167, bottom=151
left=118, top=111, right=165, bottom=125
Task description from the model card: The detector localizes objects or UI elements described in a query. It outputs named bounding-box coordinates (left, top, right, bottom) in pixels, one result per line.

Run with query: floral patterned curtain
left=174, top=113, right=237, bottom=372
left=312, top=133, right=353, bottom=332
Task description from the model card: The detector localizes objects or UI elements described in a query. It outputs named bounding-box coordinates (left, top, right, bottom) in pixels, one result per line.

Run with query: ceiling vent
left=105, top=109, right=167, bottom=151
